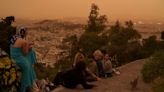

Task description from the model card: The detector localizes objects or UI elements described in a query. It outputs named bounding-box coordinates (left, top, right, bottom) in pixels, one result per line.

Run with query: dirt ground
left=51, top=59, right=153, bottom=92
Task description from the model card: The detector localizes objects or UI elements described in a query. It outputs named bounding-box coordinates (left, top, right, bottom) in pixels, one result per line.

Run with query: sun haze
left=0, top=0, right=164, bottom=21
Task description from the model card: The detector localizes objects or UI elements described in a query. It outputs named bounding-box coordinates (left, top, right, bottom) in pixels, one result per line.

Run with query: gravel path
left=51, top=59, right=153, bottom=92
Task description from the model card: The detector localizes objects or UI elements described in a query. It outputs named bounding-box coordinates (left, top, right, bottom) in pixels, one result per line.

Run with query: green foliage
left=153, top=78, right=164, bottom=92
left=142, top=35, right=159, bottom=57
left=64, top=20, right=142, bottom=66
left=62, top=35, right=79, bottom=57
left=59, top=4, right=157, bottom=69
left=108, top=20, right=142, bottom=64
left=110, top=20, right=121, bottom=34
left=109, top=21, right=141, bottom=46
left=160, top=31, right=164, bottom=41
left=0, top=16, right=16, bottom=55
left=125, top=41, right=142, bottom=61
left=86, top=3, right=108, bottom=33
left=124, top=20, right=141, bottom=40
left=78, top=32, right=108, bottom=56
left=34, top=63, right=58, bottom=81
left=142, top=50, right=164, bottom=83
left=0, top=56, right=21, bottom=91
left=62, top=17, right=142, bottom=67
left=56, top=56, right=73, bottom=71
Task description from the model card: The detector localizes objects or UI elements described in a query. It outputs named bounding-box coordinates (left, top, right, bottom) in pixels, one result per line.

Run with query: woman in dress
left=10, top=27, right=37, bottom=92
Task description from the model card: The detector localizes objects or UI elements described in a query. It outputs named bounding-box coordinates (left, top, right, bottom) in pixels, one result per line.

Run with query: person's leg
left=78, top=74, right=94, bottom=89
left=96, top=61, right=105, bottom=77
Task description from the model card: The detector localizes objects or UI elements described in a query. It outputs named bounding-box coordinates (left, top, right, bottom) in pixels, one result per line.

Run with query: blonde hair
left=73, top=52, right=85, bottom=67
left=93, top=50, right=103, bottom=57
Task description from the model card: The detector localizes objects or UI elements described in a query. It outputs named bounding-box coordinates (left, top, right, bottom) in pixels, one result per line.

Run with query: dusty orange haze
left=0, top=0, right=164, bottom=21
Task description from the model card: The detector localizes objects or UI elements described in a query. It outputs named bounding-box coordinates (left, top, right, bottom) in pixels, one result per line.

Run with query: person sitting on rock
left=102, top=52, right=113, bottom=77
left=93, top=50, right=105, bottom=77
left=10, top=27, right=37, bottom=92
left=87, top=55, right=99, bottom=81
left=52, top=61, right=95, bottom=89
left=73, top=52, right=100, bottom=81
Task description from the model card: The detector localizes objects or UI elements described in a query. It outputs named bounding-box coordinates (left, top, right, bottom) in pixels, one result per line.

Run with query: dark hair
left=20, top=28, right=27, bottom=38
left=101, top=50, right=107, bottom=55
left=20, top=28, right=26, bottom=34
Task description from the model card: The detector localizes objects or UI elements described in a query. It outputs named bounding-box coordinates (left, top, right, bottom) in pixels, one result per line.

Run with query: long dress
left=10, top=47, right=36, bottom=92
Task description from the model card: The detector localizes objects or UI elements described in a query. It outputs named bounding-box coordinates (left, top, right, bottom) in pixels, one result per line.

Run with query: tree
left=0, top=16, right=16, bottom=55
left=161, top=31, right=164, bottom=41
left=78, top=32, right=108, bottom=56
left=61, top=35, right=79, bottom=57
left=108, top=20, right=142, bottom=64
left=124, top=20, right=141, bottom=40
left=86, top=3, right=108, bottom=33
left=110, top=20, right=121, bottom=34
left=77, top=3, right=109, bottom=56
left=142, top=35, right=158, bottom=57
left=3, top=16, right=15, bottom=25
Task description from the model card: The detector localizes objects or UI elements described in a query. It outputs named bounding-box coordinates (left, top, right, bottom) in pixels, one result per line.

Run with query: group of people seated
left=52, top=49, right=113, bottom=90
left=7, top=25, right=113, bottom=91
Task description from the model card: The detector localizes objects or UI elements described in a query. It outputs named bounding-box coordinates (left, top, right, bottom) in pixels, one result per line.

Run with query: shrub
left=34, top=63, right=58, bottom=81
left=0, top=16, right=16, bottom=55
left=142, top=50, right=164, bottom=83
left=153, top=78, right=164, bottom=92
left=78, top=32, right=108, bottom=56
left=0, top=56, right=21, bottom=91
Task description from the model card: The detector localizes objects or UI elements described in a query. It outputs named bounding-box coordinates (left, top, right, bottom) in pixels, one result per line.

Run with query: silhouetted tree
left=161, top=31, right=164, bottom=41
left=62, top=35, right=79, bottom=57
left=78, top=32, right=108, bottom=56
left=0, top=16, right=16, bottom=55
left=124, top=20, right=141, bottom=40
left=86, top=3, right=108, bottom=32
left=110, top=20, right=121, bottom=34
left=108, top=20, right=142, bottom=64
left=142, top=35, right=158, bottom=57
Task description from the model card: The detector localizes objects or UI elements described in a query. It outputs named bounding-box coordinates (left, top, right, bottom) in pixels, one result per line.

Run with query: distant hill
left=31, top=19, right=85, bottom=31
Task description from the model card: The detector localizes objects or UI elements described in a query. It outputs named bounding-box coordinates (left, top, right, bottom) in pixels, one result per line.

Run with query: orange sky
left=0, top=0, right=164, bottom=21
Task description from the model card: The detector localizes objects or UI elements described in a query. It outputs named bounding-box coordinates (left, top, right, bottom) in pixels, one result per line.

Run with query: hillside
left=52, top=59, right=153, bottom=92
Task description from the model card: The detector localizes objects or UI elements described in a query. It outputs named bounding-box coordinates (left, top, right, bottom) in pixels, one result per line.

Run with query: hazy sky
left=0, top=0, right=164, bottom=21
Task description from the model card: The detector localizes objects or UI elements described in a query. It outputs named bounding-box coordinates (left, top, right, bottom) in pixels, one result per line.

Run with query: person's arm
left=86, top=68, right=101, bottom=81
